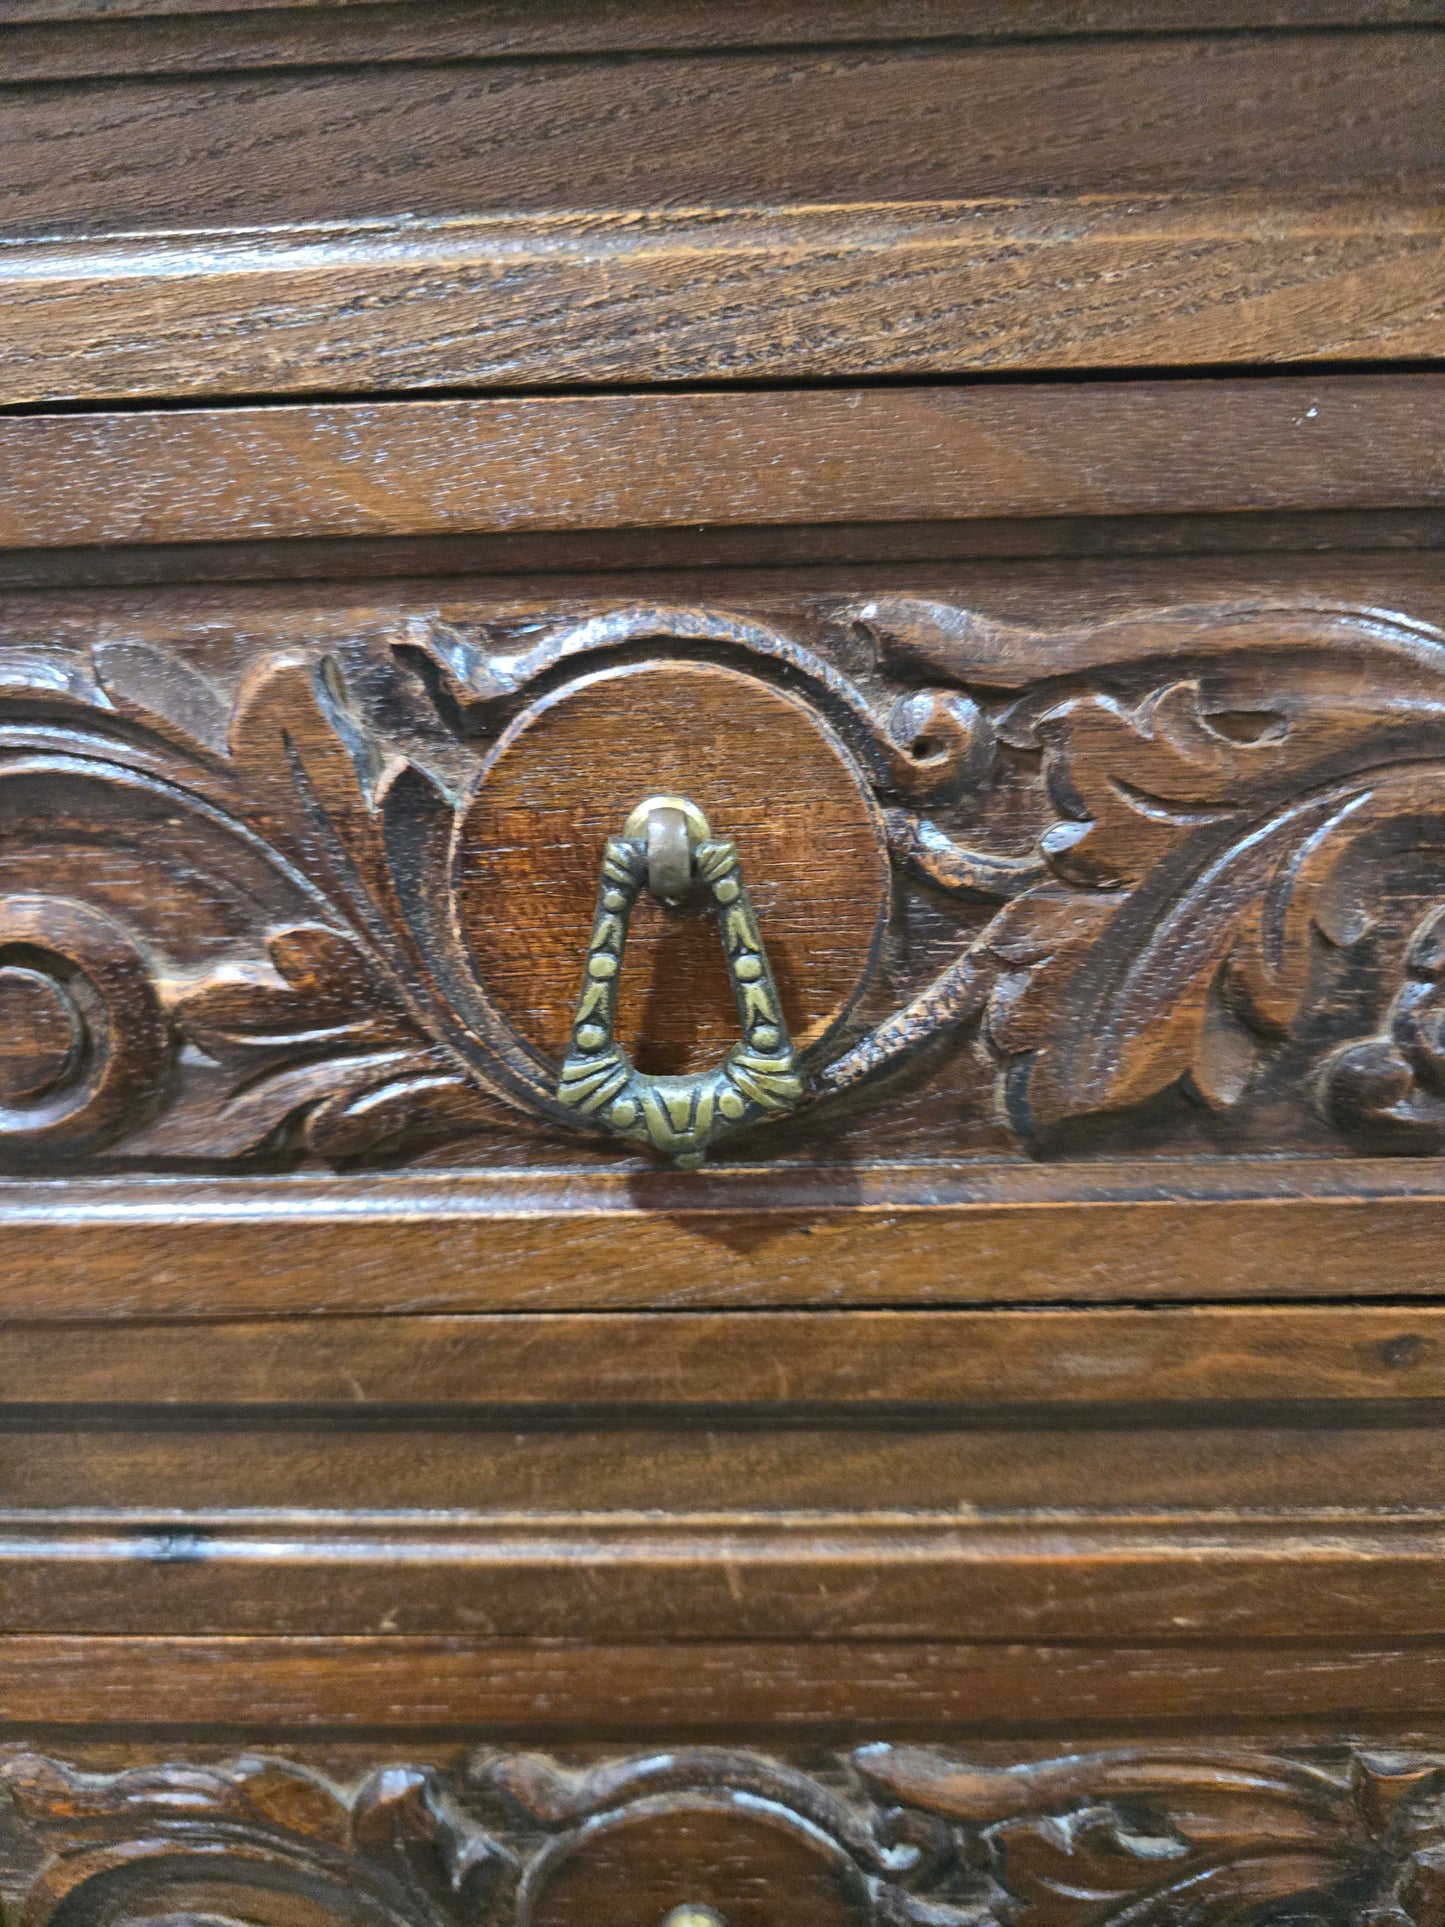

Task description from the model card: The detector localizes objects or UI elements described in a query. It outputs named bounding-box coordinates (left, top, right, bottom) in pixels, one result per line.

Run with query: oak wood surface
left=4, top=1523, right=1445, bottom=1641
left=2, top=509, right=1438, bottom=592
left=6, top=562, right=1445, bottom=1171
left=7, top=194, right=1441, bottom=404
left=20, top=1426, right=1445, bottom=1522
left=3, top=0, right=1444, bottom=1770
left=4, top=377, right=1441, bottom=549
left=5, top=1634, right=1445, bottom=1729
left=6, top=1, right=1440, bottom=66
left=3, top=560, right=1445, bottom=1188
left=456, top=660, right=889, bottom=1072
left=6, top=1166, right=1445, bottom=1317
left=6, top=1306, right=1445, bottom=1406
left=2, top=35, right=1437, bottom=247
left=11, top=1736, right=1445, bottom=1927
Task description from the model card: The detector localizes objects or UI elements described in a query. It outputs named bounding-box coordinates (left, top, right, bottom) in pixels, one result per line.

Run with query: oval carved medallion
left=453, top=660, right=891, bottom=1077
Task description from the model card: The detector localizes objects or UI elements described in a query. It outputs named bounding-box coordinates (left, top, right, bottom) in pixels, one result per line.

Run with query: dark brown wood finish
left=5, top=1165, right=1445, bottom=1315
left=7, top=195, right=1441, bottom=403
left=7, top=1737, right=1445, bottom=1927
left=5, top=545, right=1445, bottom=1180
left=4, top=0, right=1445, bottom=1890
left=5, top=378, right=1442, bottom=545
left=3, top=35, right=1436, bottom=243
left=1, top=3, right=1439, bottom=402
left=8, top=0, right=1443, bottom=67
left=10, top=1305, right=1445, bottom=1406
left=7, top=1643, right=1445, bottom=1727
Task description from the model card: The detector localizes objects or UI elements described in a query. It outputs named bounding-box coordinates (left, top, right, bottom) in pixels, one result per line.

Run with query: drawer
left=0, top=380, right=1443, bottom=1277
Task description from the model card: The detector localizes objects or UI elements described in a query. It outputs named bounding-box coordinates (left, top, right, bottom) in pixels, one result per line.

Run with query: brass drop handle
left=557, top=795, right=804, bottom=1167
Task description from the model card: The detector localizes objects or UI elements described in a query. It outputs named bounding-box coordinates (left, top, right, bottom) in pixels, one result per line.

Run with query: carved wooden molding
left=7, top=198, right=1440, bottom=409
left=3, top=1742, right=1445, bottom=1927
left=6, top=594, right=1445, bottom=1167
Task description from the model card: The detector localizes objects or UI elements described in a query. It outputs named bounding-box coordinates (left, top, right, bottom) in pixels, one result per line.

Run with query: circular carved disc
left=0, top=965, right=79, bottom=1102
left=520, top=1799, right=867, bottom=1927
left=454, top=661, right=889, bottom=1075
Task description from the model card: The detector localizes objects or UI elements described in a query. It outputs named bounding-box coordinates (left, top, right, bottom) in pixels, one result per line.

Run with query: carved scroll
left=4, top=594, right=1445, bottom=1166
left=4, top=1741, right=1445, bottom=1927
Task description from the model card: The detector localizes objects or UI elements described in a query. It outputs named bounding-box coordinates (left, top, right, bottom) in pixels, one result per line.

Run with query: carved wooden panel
left=3, top=1742, right=1445, bottom=1927
left=7, top=593, right=1445, bottom=1169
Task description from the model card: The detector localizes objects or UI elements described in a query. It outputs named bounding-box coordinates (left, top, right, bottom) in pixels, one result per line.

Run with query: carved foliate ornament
left=6, top=1742, right=1445, bottom=1927
left=5, top=595, right=1445, bottom=1167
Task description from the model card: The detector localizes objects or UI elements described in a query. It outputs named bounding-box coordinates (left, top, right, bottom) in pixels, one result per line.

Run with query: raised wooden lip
left=2, top=1159, right=1445, bottom=1317
left=6, top=0, right=1437, bottom=34
left=4, top=1155, right=1444, bottom=1215
left=2, top=193, right=1441, bottom=406
left=0, top=1516, right=1441, bottom=1643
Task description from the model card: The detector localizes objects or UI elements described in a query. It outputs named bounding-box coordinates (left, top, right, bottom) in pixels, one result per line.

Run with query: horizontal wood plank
left=7, top=1418, right=1442, bottom=1536
left=5, top=1, right=1439, bottom=64
left=1, top=37, right=1437, bottom=243
left=4, top=195, right=1440, bottom=405
left=1, top=1520, right=1444, bottom=1641
left=0, top=509, right=1440, bottom=593
left=4, top=1163, right=1445, bottom=1316
left=2, top=1633, right=1444, bottom=1729
left=5, top=1306, right=1445, bottom=1406
left=4, top=376, right=1442, bottom=549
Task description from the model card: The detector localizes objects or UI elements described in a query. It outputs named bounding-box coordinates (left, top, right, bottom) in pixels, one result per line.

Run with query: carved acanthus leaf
left=7, top=1744, right=1445, bottom=1927
left=3, top=595, right=1445, bottom=1166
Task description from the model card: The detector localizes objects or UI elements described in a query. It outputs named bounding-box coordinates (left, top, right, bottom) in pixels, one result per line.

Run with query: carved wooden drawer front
left=5, top=1743, right=1444, bottom=1927
left=11, top=581, right=1445, bottom=1180
left=3, top=3, right=1445, bottom=1921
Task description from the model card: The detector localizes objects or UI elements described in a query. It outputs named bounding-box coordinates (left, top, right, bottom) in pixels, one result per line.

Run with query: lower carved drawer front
left=1, top=1742, right=1438, bottom=1927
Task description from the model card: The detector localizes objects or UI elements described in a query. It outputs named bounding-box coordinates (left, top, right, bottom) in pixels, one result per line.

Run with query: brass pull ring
left=557, top=796, right=804, bottom=1167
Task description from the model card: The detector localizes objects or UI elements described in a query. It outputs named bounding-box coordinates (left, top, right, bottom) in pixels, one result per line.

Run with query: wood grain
left=3, top=1634, right=1445, bottom=1728
left=4, top=377, right=1441, bottom=549
left=7, top=1306, right=1445, bottom=1406
left=5, top=1164, right=1445, bottom=1316
left=1, top=35, right=1438, bottom=244
left=1, top=510, right=1438, bottom=593
left=10, top=1740, right=1445, bottom=1927
left=10, top=1420, right=1445, bottom=1535
left=14, top=582, right=1445, bottom=1172
left=3, top=0, right=1444, bottom=1763
left=5, top=2, right=1441, bottom=72
left=5, top=195, right=1441, bottom=403
left=4, top=1517, right=1445, bottom=1640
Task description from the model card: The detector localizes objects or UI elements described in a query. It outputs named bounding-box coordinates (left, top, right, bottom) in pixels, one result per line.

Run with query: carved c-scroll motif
left=0, top=1752, right=513, bottom=1927
left=0, top=896, right=167, bottom=1153
left=5, top=1743, right=1445, bottom=1927
left=3, top=595, right=1445, bottom=1166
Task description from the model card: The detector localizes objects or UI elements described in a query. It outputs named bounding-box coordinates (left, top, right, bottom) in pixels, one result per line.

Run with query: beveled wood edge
left=0, top=509, right=1440, bottom=592
left=3, top=1161, right=1445, bottom=1316
left=3, top=373, right=1442, bottom=548
left=3, top=195, right=1440, bottom=404
left=3, top=0, right=1434, bottom=45
left=0, top=1633, right=1441, bottom=1729
left=2, top=1304, right=1444, bottom=1404
left=1, top=1519, right=1445, bottom=1642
